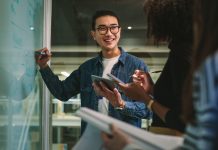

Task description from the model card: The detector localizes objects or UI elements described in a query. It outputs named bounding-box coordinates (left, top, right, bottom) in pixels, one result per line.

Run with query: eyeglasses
left=96, top=25, right=120, bottom=35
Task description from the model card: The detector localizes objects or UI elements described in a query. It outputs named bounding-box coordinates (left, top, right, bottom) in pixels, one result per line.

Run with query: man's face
left=91, top=15, right=121, bottom=51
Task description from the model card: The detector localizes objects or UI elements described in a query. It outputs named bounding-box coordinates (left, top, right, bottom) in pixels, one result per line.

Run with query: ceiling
left=50, top=0, right=168, bottom=80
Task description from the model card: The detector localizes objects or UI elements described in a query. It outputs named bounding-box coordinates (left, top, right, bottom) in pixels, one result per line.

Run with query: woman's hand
left=118, top=82, right=151, bottom=103
left=132, top=70, right=154, bottom=94
left=101, top=124, right=131, bottom=150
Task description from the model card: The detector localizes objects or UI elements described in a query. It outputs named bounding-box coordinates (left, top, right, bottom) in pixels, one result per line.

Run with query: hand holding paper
left=101, top=124, right=131, bottom=150
left=73, top=107, right=184, bottom=150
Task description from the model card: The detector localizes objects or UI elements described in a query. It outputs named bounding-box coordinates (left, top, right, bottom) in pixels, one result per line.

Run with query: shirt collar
left=95, top=47, right=126, bottom=66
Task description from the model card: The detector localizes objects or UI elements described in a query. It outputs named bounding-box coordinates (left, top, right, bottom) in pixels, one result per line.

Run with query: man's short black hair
left=91, top=10, right=120, bottom=30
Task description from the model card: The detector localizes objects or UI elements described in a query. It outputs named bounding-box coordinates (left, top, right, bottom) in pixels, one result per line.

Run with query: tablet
left=91, top=75, right=115, bottom=90
left=107, top=73, right=124, bottom=84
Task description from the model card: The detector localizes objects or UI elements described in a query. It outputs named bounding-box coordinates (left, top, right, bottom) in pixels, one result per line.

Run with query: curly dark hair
left=144, top=0, right=193, bottom=43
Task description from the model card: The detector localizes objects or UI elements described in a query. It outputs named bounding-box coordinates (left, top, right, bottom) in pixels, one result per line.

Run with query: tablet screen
left=91, top=75, right=115, bottom=90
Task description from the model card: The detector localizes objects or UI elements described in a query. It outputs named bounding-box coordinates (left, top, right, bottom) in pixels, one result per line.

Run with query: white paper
left=73, top=124, right=105, bottom=150
left=74, top=107, right=184, bottom=150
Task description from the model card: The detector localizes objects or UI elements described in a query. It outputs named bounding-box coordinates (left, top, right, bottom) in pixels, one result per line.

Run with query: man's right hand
left=35, top=47, right=51, bottom=69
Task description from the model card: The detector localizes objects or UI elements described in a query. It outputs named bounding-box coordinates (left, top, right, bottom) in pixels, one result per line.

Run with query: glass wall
left=0, top=0, right=44, bottom=149
left=50, top=0, right=168, bottom=149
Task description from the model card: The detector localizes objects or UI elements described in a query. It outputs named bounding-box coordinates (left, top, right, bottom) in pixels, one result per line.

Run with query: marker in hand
left=35, top=51, right=46, bottom=56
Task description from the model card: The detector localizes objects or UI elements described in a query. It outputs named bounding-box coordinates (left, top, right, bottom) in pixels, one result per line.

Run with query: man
left=35, top=10, right=151, bottom=134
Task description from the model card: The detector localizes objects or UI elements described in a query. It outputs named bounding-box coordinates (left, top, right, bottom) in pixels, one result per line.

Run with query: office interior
left=0, top=0, right=168, bottom=150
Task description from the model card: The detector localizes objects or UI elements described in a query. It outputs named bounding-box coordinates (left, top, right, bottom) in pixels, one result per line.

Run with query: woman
left=118, top=0, right=193, bottom=132
left=180, top=0, right=218, bottom=148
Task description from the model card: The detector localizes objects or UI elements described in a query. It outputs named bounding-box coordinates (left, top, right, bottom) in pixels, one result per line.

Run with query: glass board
left=0, top=0, right=44, bottom=149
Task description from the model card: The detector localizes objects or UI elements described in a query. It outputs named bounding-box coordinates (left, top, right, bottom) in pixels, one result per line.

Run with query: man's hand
left=92, top=82, right=125, bottom=108
left=35, top=47, right=52, bottom=69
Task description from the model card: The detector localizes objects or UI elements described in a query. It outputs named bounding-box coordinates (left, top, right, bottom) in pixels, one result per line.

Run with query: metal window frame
left=42, top=0, right=52, bottom=149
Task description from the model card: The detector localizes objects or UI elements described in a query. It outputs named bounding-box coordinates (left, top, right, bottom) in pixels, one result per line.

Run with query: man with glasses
left=35, top=10, right=152, bottom=135
left=96, top=25, right=120, bottom=35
